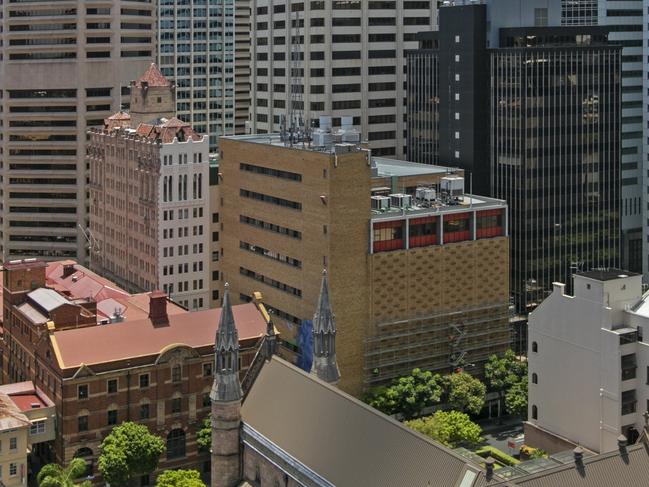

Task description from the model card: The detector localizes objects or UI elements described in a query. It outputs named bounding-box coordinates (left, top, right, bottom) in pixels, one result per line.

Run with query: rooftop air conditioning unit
left=371, top=196, right=390, bottom=211
left=415, top=187, right=436, bottom=203
left=389, top=193, right=412, bottom=208
left=441, top=176, right=465, bottom=196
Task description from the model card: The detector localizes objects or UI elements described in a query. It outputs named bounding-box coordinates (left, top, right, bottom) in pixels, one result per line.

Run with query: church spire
left=311, top=270, right=340, bottom=384
left=211, top=283, right=242, bottom=402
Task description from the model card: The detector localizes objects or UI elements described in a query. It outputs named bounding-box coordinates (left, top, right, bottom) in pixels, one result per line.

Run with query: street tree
left=98, top=422, right=165, bottom=487
left=443, top=371, right=486, bottom=416
left=37, top=458, right=91, bottom=487
left=156, top=470, right=206, bottom=487
left=405, top=410, right=482, bottom=448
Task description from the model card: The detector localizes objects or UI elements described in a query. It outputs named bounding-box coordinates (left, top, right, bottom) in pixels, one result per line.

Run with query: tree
left=196, top=416, right=211, bottom=453
left=156, top=470, right=206, bottom=487
left=443, top=372, right=486, bottom=416
left=484, top=350, right=527, bottom=416
left=505, top=379, right=528, bottom=418
left=37, top=458, right=92, bottom=487
left=98, top=422, right=165, bottom=487
left=364, top=368, right=443, bottom=419
left=405, top=410, right=482, bottom=448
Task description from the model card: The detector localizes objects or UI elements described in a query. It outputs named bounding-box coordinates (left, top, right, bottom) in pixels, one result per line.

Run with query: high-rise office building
left=156, top=0, right=251, bottom=152
left=248, top=0, right=437, bottom=158
left=560, top=0, right=644, bottom=276
left=0, top=0, right=154, bottom=263
left=407, top=0, right=621, bottom=312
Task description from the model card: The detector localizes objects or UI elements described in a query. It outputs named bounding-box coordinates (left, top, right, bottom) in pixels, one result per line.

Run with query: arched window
left=74, top=447, right=94, bottom=477
left=532, top=373, right=538, bottom=384
left=532, top=341, right=538, bottom=353
left=532, top=405, right=538, bottom=420
left=167, top=429, right=186, bottom=459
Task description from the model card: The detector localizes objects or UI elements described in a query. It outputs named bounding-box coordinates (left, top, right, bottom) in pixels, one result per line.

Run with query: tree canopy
left=37, top=458, right=91, bottom=487
left=364, top=368, right=443, bottom=418
left=505, top=378, right=528, bottom=418
left=443, top=371, right=486, bottom=416
left=98, top=422, right=165, bottom=487
left=405, top=410, right=482, bottom=448
left=484, top=350, right=527, bottom=393
left=156, top=470, right=206, bottom=487
left=196, top=416, right=211, bottom=453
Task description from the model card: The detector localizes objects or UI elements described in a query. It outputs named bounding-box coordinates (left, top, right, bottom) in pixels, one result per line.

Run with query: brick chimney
left=62, top=264, right=76, bottom=279
left=149, top=290, right=168, bottom=326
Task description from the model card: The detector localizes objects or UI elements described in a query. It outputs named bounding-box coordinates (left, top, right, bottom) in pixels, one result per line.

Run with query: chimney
left=573, top=446, right=584, bottom=465
left=484, top=457, right=495, bottom=480
left=62, top=264, right=75, bottom=279
left=618, top=434, right=628, bottom=453
left=148, top=290, right=168, bottom=326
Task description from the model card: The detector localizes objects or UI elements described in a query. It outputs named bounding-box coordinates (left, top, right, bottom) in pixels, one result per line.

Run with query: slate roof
left=242, top=356, right=490, bottom=487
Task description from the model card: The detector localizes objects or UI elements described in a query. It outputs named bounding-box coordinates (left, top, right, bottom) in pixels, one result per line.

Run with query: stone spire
left=265, top=315, right=277, bottom=360
left=210, top=283, right=242, bottom=402
left=311, top=270, right=340, bottom=384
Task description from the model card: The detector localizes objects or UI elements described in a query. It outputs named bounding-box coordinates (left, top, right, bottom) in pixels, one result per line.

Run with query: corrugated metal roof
left=16, top=303, right=48, bottom=325
left=27, top=288, right=70, bottom=312
left=242, top=357, right=489, bottom=487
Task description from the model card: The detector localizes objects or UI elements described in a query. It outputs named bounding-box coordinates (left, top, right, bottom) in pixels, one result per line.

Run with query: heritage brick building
left=219, top=133, right=511, bottom=396
left=1, top=258, right=267, bottom=482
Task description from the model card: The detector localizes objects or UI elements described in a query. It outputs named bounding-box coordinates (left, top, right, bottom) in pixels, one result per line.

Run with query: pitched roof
left=51, top=303, right=266, bottom=369
left=134, top=63, right=170, bottom=88
left=0, top=393, right=30, bottom=431
left=134, top=118, right=202, bottom=143
left=242, top=357, right=488, bottom=487
left=512, top=442, right=649, bottom=487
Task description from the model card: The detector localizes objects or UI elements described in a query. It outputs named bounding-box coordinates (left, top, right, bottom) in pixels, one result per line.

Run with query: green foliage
left=364, top=368, right=443, bottom=419
left=475, top=446, right=520, bottom=466
left=156, top=470, right=206, bottom=487
left=484, top=350, right=527, bottom=393
left=405, top=410, right=482, bottom=448
left=98, top=422, right=165, bottom=487
left=505, top=379, right=528, bottom=418
left=196, top=416, right=211, bottom=454
left=443, top=372, right=486, bottom=415
left=37, top=458, right=92, bottom=487
left=529, top=448, right=547, bottom=459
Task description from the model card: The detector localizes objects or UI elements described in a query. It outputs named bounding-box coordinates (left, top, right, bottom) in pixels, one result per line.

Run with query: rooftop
left=133, top=63, right=171, bottom=88
left=0, top=393, right=30, bottom=432
left=576, top=269, right=639, bottom=282
left=51, top=302, right=266, bottom=369
left=0, top=382, right=55, bottom=412
left=372, top=157, right=458, bottom=178
left=221, top=133, right=368, bottom=155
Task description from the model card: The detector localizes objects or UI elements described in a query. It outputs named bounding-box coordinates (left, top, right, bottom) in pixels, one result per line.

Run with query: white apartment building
left=527, top=269, right=649, bottom=454
left=249, top=0, right=437, bottom=158
left=0, top=0, right=154, bottom=262
left=87, top=65, right=211, bottom=311
left=157, top=0, right=251, bottom=151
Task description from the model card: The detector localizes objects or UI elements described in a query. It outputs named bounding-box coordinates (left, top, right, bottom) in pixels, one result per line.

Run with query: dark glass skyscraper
left=406, top=2, right=621, bottom=313
left=492, top=28, right=621, bottom=311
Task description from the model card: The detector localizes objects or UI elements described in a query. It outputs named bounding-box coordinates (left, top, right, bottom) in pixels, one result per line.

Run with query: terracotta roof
left=104, top=111, right=132, bottom=131
left=135, top=118, right=202, bottom=144
left=10, top=394, right=47, bottom=412
left=51, top=303, right=266, bottom=369
left=0, top=381, right=55, bottom=409
left=134, top=63, right=170, bottom=88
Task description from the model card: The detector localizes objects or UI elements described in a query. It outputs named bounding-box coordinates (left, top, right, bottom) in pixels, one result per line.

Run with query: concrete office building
left=218, top=131, right=510, bottom=396
left=527, top=270, right=649, bottom=454
left=87, top=65, right=211, bottom=310
left=157, top=0, right=251, bottom=151
left=407, top=0, right=621, bottom=313
left=0, top=0, right=155, bottom=263
left=249, top=0, right=437, bottom=157
left=559, top=0, right=644, bottom=277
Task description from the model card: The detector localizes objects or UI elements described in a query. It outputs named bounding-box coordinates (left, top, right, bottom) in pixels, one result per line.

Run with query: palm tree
left=37, top=458, right=92, bottom=487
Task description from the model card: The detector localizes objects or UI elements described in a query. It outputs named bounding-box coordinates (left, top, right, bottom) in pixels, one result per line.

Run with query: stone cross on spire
left=210, top=283, right=242, bottom=402
left=311, top=270, right=341, bottom=384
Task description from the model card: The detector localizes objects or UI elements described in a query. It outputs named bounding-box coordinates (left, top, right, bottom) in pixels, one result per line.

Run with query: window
left=202, top=393, right=211, bottom=407
left=107, top=409, right=118, bottom=426
left=532, top=405, right=538, bottom=420
left=9, top=464, right=16, bottom=477
left=171, top=398, right=182, bottom=414
left=9, top=438, right=17, bottom=451
left=166, top=429, right=186, bottom=459
left=621, top=390, right=637, bottom=415
left=78, top=415, right=89, bottom=432
left=203, top=363, right=213, bottom=377
left=172, top=365, right=182, bottom=382
left=107, top=379, right=118, bottom=394
left=78, top=384, right=89, bottom=399
left=140, top=403, right=150, bottom=420
left=532, top=341, right=538, bottom=353
left=139, top=374, right=149, bottom=388
left=531, top=373, right=538, bottom=384
left=621, top=354, right=637, bottom=380
left=30, top=420, right=46, bottom=435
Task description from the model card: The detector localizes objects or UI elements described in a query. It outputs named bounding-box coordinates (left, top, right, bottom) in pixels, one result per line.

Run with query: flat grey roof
left=577, top=269, right=639, bottom=282
left=372, top=157, right=458, bottom=177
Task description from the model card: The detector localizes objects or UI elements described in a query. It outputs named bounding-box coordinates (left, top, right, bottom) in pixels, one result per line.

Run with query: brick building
left=219, top=132, right=511, bottom=396
left=1, top=259, right=267, bottom=482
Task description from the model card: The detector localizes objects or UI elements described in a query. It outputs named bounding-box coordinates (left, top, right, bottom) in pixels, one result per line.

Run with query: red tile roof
left=51, top=303, right=267, bottom=369
left=10, top=394, right=47, bottom=412
left=134, top=118, right=202, bottom=144
left=134, top=63, right=170, bottom=88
